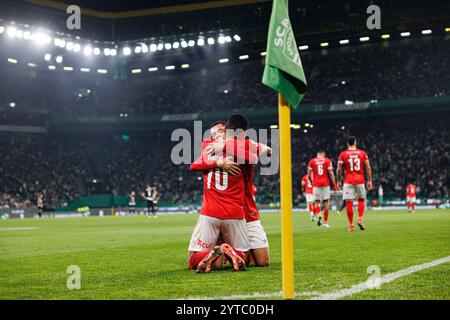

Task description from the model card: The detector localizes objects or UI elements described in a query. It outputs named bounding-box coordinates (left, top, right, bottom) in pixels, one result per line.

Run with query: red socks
left=346, top=200, right=354, bottom=225
left=357, top=199, right=365, bottom=222
left=324, top=208, right=329, bottom=224
left=412, top=203, right=416, bottom=211
left=188, top=251, right=209, bottom=269
left=314, top=204, right=321, bottom=216
left=407, top=202, right=411, bottom=210
left=308, top=203, right=315, bottom=213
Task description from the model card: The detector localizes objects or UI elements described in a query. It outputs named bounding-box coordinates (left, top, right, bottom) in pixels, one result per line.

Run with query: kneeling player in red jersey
left=337, top=136, right=373, bottom=231
left=187, top=120, right=259, bottom=272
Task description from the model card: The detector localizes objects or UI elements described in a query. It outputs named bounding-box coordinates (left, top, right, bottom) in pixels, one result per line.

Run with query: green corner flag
left=262, top=0, right=307, bottom=109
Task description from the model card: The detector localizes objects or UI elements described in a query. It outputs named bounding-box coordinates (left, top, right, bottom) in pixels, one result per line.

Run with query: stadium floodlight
left=157, top=43, right=164, bottom=51
left=150, top=44, right=157, bottom=52
left=270, top=125, right=278, bottom=129
left=345, top=100, right=354, bottom=105
left=16, top=30, right=23, bottom=39
left=207, top=37, right=215, bottom=45
left=303, top=129, right=308, bottom=133
left=299, top=45, right=309, bottom=50
left=339, top=39, right=349, bottom=45
left=97, top=69, right=108, bottom=74
left=7, top=26, right=17, bottom=37
left=320, top=42, right=329, bottom=47
left=93, top=47, right=101, bottom=55
left=180, top=41, right=188, bottom=48
left=290, top=124, right=301, bottom=129
left=260, top=51, right=267, bottom=56
left=148, top=67, right=158, bottom=72
left=131, top=69, right=142, bottom=74
left=27, top=63, right=37, bottom=68
left=48, top=65, right=56, bottom=70
left=341, top=126, right=346, bottom=130
left=134, top=45, right=142, bottom=54
left=23, top=31, right=31, bottom=40
left=110, top=49, right=117, bottom=56
left=0, top=26, right=5, bottom=34
left=73, top=43, right=81, bottom=52
left=56, top=56, right=63, bottom=64
left=197, top=38, right=205, bottom=46
left=188, top=40, right=195, bottom=47
left=305, top=123, right=310, bottom=127
left=359, top=36, right=370, bottom=42
left=233, top=34, right=241, bottom=41
left=172, top=42, right=180, bottom=49
left=165, top=65, right=175, bottom=70
left=224, top=36, right=232, bottom=43
left=104, top=48, right=111, bottom=56
left=141, top=44, right=148, bottom=53
left=63, top=66, right=74, bottom=71
left=381, top=34, right=390, bottom=39
left=218, top=36, right=226, bottom=44
left=54, top=38, right=65, bottom=48
left=80, top=68, right=90, bottom=72
left=123, top=47, right=131, bottom=55
left=400, top=32, right=411, bottom=37
left=224, top=89, right=229, bottom=94
left=238, top=55, right=249, bottom=60
left=44, top=53, right=51, bottom=61
left=445, top=27, right=450, bottom=32
left=7, top=58, right=18, bottom=64
left=84, top=46, right=93, bottom=56
left=66, top=41, right=74, bottom=51
left=219, top=58, right=229, bottom=63
left=310, top=124, right=314, bottom=128
left=181, top=64, right=190, bottom=69
left=35, top=32, right=51, bottom=45
left=421, top=29, right=432, bottom=35
left=164, top=43, right=172, bottom=50
left=9, top=102, right=16, bottom=108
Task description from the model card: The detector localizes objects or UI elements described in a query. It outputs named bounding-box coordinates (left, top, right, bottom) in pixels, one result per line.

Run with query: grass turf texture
left=0, top=209, right=449, bottom=300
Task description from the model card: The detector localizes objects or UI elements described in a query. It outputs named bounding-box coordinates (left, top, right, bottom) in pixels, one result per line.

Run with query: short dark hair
left=210, top=120, right=226, bottom=128
left=347, top=136, right=357, bottom=146
left=227, top=114, right=249, bottom=131
left=317, top=150, right=325, bottom=155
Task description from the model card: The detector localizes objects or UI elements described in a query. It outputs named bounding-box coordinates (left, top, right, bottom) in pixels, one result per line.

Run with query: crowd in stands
left=0, top=115, right=448, bottom=209
left=1, top=36, right=449, bottom=120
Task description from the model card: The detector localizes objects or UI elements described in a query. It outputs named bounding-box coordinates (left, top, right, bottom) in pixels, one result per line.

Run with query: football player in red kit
left=406, top=183, right=417, bottom=213
left=307, top=151, right=337, bottom=228
left=337, top=136, right=373, bottom=232
left=301, top=174, right=316, bottom=221
left=188, top=120, right=260, bottom=273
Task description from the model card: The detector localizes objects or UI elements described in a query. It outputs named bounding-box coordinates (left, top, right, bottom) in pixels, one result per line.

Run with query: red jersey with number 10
left=302, top=175, right=313, bottom=194
left=308, top=157, right=333, bottom=187
left=338, top=148, right=368, bottom=185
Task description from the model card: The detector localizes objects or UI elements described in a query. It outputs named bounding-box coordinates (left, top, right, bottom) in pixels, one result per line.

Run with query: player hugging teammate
left=188, top=114, right=272, bottom=273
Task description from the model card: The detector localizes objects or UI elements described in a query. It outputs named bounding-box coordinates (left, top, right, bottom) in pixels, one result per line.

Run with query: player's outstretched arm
left=365, top=159, right=373, bottom=190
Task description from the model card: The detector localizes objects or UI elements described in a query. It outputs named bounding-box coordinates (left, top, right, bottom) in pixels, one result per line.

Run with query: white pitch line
left=310, top=255, right=450, bottom=300
left=182, top=291, right=321, bottom=300
left=0, top=227, right=39, bottom=231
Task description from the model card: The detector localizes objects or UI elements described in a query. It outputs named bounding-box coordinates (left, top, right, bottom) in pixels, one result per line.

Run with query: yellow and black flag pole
left=262, top=0, right=308, bottom=300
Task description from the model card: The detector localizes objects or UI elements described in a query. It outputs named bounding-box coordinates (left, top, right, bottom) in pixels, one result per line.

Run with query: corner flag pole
left=278, top=93, right=294, bottom=299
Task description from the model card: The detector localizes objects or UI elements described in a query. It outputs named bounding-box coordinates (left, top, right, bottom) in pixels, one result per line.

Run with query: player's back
left=302, top=174, right=313, bottom=193
left=200, top=140, right=245, bottom=220
left=308, top=156, right=332, bottom=187
left=338, top=148, right=368, bottom=185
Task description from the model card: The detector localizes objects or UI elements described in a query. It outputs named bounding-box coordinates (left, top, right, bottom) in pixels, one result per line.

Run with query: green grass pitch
left=1, top=209, right=449, bottom=300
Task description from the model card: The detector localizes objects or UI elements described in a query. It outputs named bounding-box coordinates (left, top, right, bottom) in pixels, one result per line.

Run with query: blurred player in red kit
left=301, top=174, right=316, bottom=221
left=406, top=183, right=417, bottom=213
left=337, top=136, right=373, bottom=232
left=307, top=151, right=337, bottom=228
